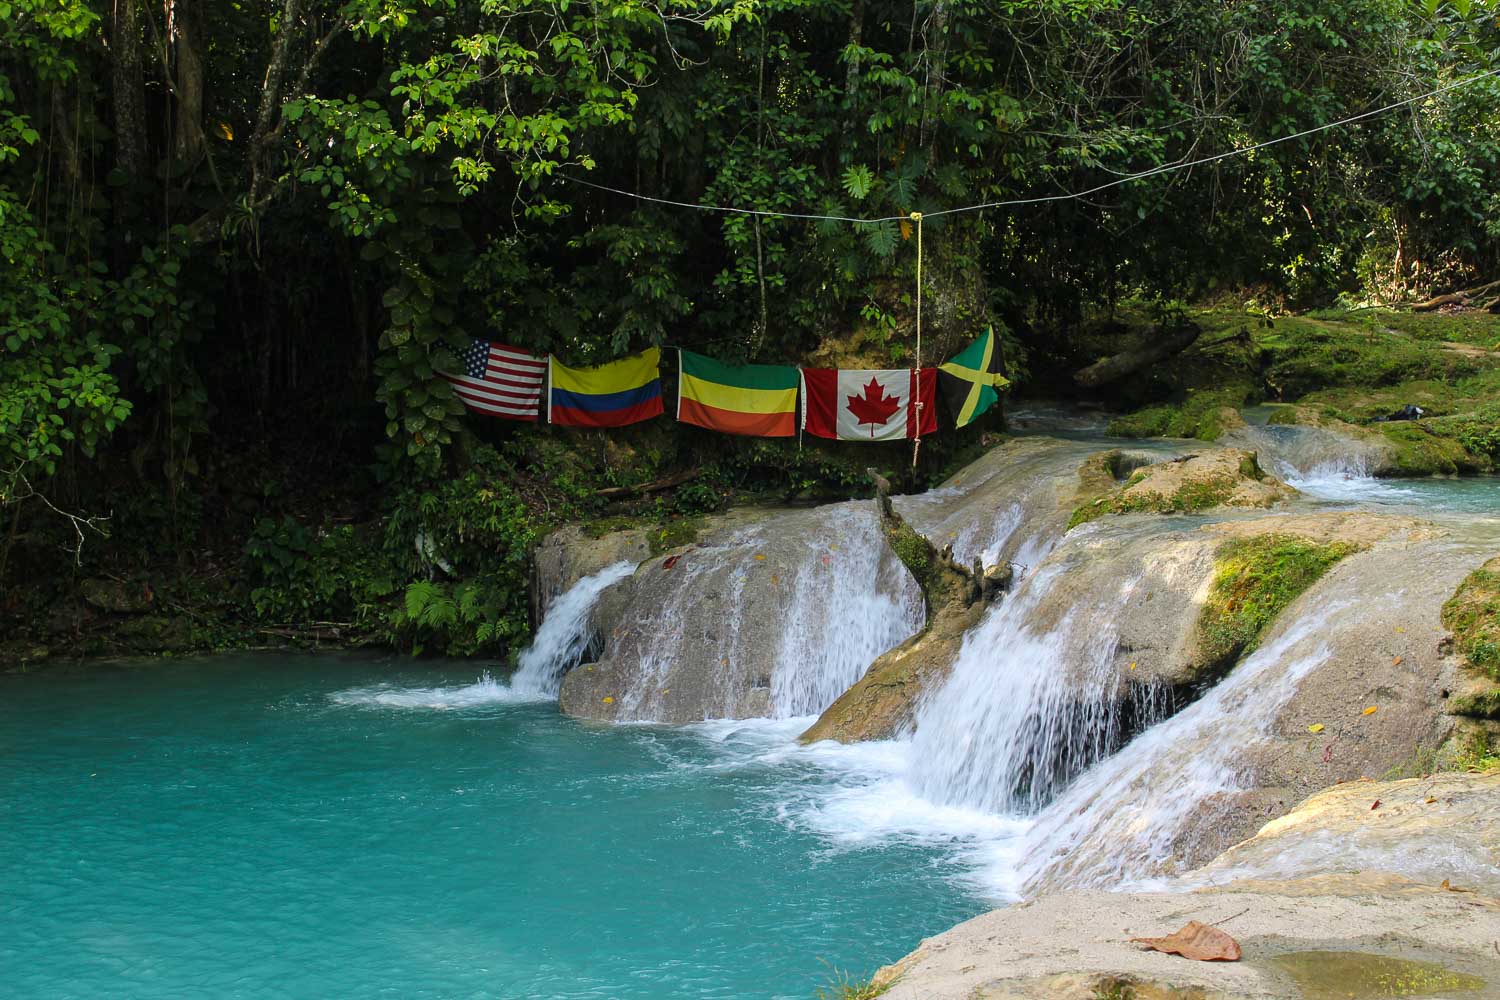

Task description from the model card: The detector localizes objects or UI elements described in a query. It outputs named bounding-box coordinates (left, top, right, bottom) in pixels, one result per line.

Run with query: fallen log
left=595, top=468, right=700, bottom=500
left=1411, top=278, right=1500, bottom=313
left=1073, top=320, right=1202, bottom=389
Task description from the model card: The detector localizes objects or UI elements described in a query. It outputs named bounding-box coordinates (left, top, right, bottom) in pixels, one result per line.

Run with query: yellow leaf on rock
left=1362, top=706, right=1378, bottom=715
left=216, top=121, right=234, bottom=140
left=1128, top=661, right=1138, bottom=671
left=1308, top=723, right=1325, bottom=733
left=602, top=696, right=614, bottom=704
left=1395, top=626, right=1406, bottom=633
left=754, top=554, right=766, bottom=561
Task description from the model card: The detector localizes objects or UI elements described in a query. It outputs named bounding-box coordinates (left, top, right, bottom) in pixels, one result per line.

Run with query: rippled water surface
left=0, top=656, right=991, bottom=1000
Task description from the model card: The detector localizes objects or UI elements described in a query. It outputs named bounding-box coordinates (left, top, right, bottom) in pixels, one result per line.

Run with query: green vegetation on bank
left=3, top=0, right=1499, bottom=661
left=1196, top=535, right=1360, bottom=676
left=1100, top=307, right=1500, bottom=475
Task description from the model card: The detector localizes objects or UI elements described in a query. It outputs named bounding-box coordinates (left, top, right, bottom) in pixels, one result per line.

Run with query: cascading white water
left=1014, top=608, right=1337, bottom=892
left=906, top=561, right=1172, bottom=815
left=770, top=509, right=926, bottom=716
left=330, top=560, right=637, bottom=709
left=511, top=560, right=638, bottom=697
left=593, top=503, right=924, bottom=722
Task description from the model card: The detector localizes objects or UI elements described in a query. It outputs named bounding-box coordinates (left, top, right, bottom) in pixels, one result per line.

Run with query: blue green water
left=0, top=655, right=996, bottom=999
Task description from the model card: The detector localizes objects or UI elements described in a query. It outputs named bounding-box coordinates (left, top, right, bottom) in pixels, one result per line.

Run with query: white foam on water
left=329, top=561, right=637, bottom=709
left=685, top=715, right=1032, bottom=901
left=328, top=670, right=538, bottom=709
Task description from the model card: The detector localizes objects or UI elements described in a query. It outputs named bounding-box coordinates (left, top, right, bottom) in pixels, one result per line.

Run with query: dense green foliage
left=3, top=0, right=1499, bottom=654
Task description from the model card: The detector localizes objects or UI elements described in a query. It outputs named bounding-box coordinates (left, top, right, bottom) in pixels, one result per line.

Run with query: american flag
left=440, top=340, right=547, bottom=421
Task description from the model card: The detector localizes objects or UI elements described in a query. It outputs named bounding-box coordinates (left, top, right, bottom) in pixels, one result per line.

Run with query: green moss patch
left=1107, top=387, right=1252, bottom=441
left=1378, top=423, right=1481, bottom=476
left=1442, top=559, right=1500, bottom=681
left=1068, top=473, right=1244, bottom=530
left=1197, top=534, right=1360, bottom=674
left=1450, top=689, right=1500, bottom=720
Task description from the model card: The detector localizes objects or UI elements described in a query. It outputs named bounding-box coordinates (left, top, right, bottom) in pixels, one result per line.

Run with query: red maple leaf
left=846, top=378, right=903, bottom=434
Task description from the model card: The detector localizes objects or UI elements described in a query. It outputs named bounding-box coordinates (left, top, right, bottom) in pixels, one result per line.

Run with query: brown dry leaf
left=662, top=555, right=680, bottom=570
left=1425, top=796, right=1438, bottom=804
left=1392, top=655, right=1403, bottom=666
left=1130, top=921, right=1241, bottom=962
left=1371, top=799, right=1382, bottom=810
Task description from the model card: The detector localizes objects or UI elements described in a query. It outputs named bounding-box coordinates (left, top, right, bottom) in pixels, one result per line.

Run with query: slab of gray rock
left=876, top=872, right=1500, bottom=1000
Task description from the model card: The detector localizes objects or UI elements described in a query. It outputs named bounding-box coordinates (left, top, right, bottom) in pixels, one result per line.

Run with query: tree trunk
left=110, top=0, right=148, bottom=179
left=843, top=0, right=866, bottom=136
left=172, top=0, right=207, bottom=164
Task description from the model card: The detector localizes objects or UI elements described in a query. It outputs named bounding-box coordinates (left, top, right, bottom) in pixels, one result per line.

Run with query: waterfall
left=511, top=560, right=638, bottom=697
left=589, top=503, right=924, bottom=722
left=1013, top=609, right=1336, bottom=892
left=1222, top=423, right=1380, bottom=488
left=770, top=509, right=926, bottom=716
left=906, top=561, right=1173, bottom=815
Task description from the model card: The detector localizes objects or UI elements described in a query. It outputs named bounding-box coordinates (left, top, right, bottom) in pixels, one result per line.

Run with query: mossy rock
left=1442, top=557, right=1500, bottom=682
left=1106, top=386, right=1255, bottom=441
left=1378, top=423, right=1482, bottom=476
left=1195, top=534, right=1360, bottom=676
left=1068, top=449, right=1293, bottom=530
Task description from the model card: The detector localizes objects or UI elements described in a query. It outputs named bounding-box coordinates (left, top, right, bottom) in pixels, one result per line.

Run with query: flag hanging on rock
left=800, top=368, right=938, bottom=441
left=938, top=327, right=1009, bottom=428
left=549, top=347, right=665, bottom=428
left=677, top=350, right=799, bottom=437
left=440, top=340, right=546, bottom=421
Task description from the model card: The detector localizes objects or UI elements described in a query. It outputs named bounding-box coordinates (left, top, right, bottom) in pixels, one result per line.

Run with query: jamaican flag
left=938, top=327, right=1010, bottom=428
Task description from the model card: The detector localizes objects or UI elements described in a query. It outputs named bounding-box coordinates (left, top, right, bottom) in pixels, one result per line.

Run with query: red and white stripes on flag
left=440, top=340, right=547, bottom=421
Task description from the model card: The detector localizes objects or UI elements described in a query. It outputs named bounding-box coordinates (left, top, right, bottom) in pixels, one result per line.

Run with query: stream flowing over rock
left=541, top=426, right=1500, bottom=924
left=1016, top=526, right=1488, bottom=892
left=557, top=504, right=923, bottom=722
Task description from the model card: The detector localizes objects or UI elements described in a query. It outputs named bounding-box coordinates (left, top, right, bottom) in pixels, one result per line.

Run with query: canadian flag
left=800, top=368, right=939, bottom=441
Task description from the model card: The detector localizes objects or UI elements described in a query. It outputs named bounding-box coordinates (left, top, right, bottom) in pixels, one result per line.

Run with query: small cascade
left=771, top=514, right=926, bottom=716
left=1013, top=610, right=1335, bottom=892
left=1222, top=423, right=1381, bottom=487
left=907, top=560, right=1174, bottom=815
left=510, top=560, right=638, bottom=697
left=587, top=503, right=923, bottom=722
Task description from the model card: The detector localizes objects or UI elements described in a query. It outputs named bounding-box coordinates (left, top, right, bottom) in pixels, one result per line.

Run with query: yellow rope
left=911, top=211, right=923, bottom=468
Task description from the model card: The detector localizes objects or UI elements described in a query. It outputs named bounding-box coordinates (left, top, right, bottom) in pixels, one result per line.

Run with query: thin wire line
left=557, top=67, right=1500, bottom=224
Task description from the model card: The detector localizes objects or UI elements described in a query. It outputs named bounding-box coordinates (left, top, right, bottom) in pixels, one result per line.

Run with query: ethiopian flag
left=938, top=328, right=1010, bottom=428
left=676, top=350, right=799, bottom=437
left=549, top=348, right=665, bottom=427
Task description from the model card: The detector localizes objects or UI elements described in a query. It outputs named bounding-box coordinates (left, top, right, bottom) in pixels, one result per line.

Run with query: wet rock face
left=1191, top=771, right=1500, bottom=894
left=1018, top=531, right=1488, bottom=893
left=558, top=503, right=922, bottom=724
left=79, top=578, right=154, bottom=613
left=530, top=525, right=653, bottom=627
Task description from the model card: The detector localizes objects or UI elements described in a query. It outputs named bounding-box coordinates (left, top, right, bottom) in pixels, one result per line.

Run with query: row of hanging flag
left=439, top=329, right=1008, bottom=440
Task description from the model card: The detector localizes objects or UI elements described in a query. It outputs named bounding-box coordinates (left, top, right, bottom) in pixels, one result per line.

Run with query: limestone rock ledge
left=874, top=772, right=1500, bottom=1000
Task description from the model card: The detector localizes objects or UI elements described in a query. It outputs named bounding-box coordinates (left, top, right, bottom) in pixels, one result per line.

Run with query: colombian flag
left=676, top=350, right=799, bottom=437
left=548, top=348, right=665, bottom=427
